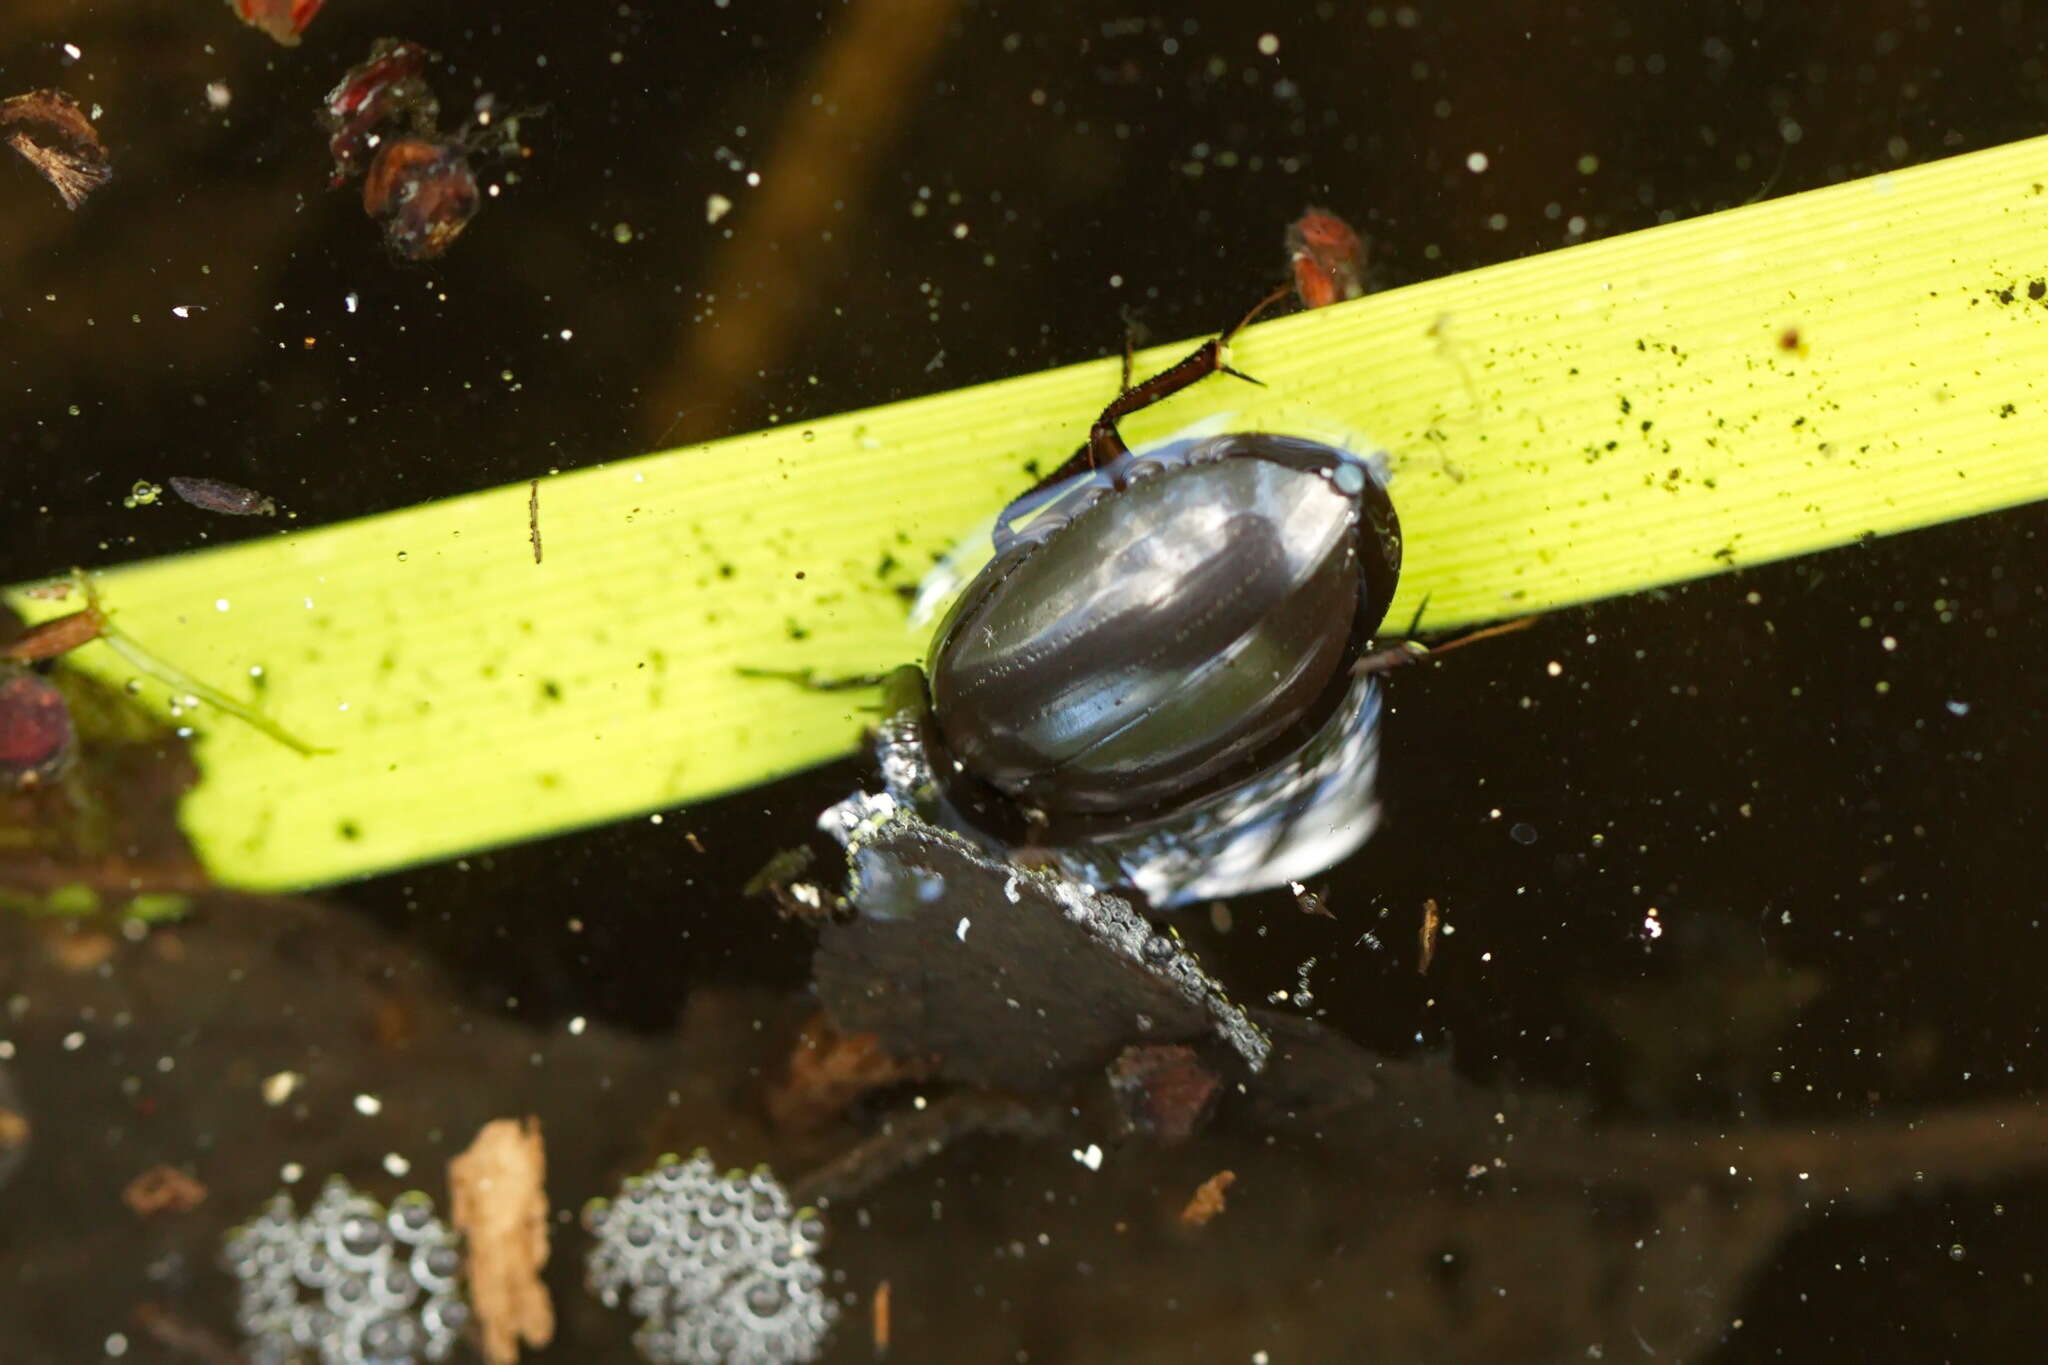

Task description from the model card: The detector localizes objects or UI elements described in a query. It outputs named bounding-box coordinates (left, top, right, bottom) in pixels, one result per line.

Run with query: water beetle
left=837, top=294, right=1404, bottom=909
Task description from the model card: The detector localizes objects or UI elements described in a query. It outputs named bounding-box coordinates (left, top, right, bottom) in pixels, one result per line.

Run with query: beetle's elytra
left=930, top=432, right=1399, bottom=818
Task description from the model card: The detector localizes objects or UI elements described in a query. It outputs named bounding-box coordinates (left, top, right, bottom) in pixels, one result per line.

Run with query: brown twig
left=131, top=1303, right=246, bottom=1365
left=641, top=0, right=961, bottom=446
left=789, top=1091, right=1050, bottom=1205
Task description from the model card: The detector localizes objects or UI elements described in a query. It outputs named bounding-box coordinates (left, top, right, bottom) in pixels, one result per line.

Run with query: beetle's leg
left=1084, top=284, right=1291, bottom=472
left=993, top=287, right=1294, bottom=546
left=735, top=665, right=887, bottom=694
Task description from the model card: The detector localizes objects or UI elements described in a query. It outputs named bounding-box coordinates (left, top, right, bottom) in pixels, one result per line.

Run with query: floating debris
left=320, top=39, right=528, bottom=261
left=1418, top=897, right=1441, bottom=975
left=583, top=1151, right=837, bottom=1365
left=871, top=1280, right=891, bottom=1359
left=228, top=0, right=325, bottom=46
left=0, top=90, right=110, bottom=210
left=1289, top=880, right=1335, bottom=919
left=122, top=1163, right=207, bottom=1216
left=322, top=40, right=437, bottom=186
left=168, top=474, right=278, bottom=517
left=745, top=844, right=834, bottom=920
left=222, top=1176, right=470, bottom=1365
left=0, top=1064, right=26, bottom=1193
left=363, top=137, right=481, bottom=261
left=1177, top=1169, right=1236, bottom=1228
left=1286, top=207, right=1367, bottom=308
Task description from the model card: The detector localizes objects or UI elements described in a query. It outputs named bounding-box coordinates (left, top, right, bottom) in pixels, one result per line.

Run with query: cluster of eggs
left=221, top=1178, right=469, bottom=1365
left=223, top=1154, right=835, bottom=1365
left=581, top=1151, right=837, bottom=1365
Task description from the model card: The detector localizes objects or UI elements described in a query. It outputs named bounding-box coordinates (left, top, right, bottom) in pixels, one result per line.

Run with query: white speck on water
left=568, top=1016, right=587, bottom=1035
left=706, top=194, right=733, bottom=223
left=1947, top=700, right=1970, bottom=716
left=344, top=292, right=359, bottom=313
left=1072, top=1144, right=1103, bottom=1171
left=280, top=1161, right=304, bottom=1183
left=956, top=917, right=970, bottom=942
left=1467, top=151, right=1490, bottom=173
left=353, top=1092, right=382, bottom=1116
left=382, top=1152, right=411, bottom=1177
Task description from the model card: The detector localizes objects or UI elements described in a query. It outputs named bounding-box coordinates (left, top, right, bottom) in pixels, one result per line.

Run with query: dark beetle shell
left=929, top=432, right=1400, bottom=817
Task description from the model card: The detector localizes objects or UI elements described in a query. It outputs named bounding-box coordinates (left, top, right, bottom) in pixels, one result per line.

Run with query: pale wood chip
left=448, top=1116, right=554, bottom=1364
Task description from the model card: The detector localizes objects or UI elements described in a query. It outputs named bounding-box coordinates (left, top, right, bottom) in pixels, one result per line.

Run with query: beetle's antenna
left=1213, top=284, right=1291, bottom=388
left=1225, top=284, right=1293, bottom=342
left=1350, top=613, right=1539, bottom=679
left=1427, top=615, right=1540, bottom=655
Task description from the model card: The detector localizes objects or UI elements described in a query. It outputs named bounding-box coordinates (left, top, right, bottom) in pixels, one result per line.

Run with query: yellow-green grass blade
left=11, top=135, right=2048, bottom=890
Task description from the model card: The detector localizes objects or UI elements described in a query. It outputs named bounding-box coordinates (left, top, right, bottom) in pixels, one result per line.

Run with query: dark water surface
left=4, top=2, right=2046, bottom=1361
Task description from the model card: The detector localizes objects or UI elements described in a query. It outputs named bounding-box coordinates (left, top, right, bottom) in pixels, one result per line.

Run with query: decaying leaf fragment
left=122, top=1164, right=207, bottom=1216
left=0, top=90, right=110, bottom=210
left=766, top=1013, right=932, bottom=1133
left=448, top=1117, right=554, bottom=1365
left=227, top=0, right=325, bottom=46
left=1178, top=1169, right=1236, bottom=1229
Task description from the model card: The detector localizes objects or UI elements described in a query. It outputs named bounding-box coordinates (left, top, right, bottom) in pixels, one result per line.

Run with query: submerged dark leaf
left=813, top=812, right=1267, bottom=1092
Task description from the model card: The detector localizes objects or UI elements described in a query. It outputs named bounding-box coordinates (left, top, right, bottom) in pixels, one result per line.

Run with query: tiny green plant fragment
left=7, top=571, right=325, bottom=758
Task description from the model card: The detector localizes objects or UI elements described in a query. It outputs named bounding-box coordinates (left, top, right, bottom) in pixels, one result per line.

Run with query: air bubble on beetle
left=848, top=843, right=946, bottom=921
left=584, top=1151, right=837, bottom=1364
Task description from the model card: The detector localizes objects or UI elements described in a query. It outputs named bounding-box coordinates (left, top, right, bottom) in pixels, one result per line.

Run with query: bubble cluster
left=222, top=1177, right=469, bottom=1365
left=583, top=1152, right=837, bottom=1365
